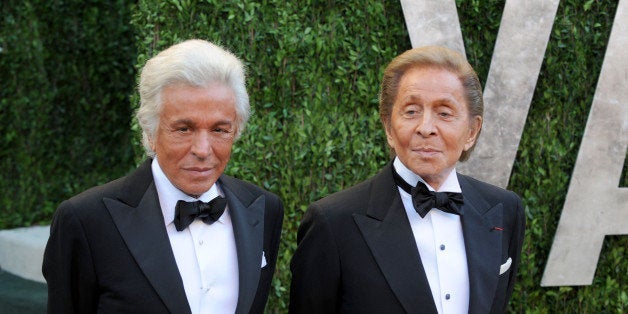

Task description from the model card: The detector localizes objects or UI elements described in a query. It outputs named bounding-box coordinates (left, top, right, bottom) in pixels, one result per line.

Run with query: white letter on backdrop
left=541, top=0, right=628, bottom=286
left=400, top=0, right=560, bottom=188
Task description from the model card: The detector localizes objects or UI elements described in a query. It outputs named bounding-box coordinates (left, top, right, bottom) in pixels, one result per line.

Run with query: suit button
left=445, top=294, right=451, bottom=300
left=440, top=244, right=445, bottom=251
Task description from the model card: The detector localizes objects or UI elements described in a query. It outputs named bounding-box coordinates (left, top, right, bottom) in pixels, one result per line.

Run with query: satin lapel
left=104, top=181, right=190, bottom=314
left=220, top=178, right=265, bottom=314
left=459, top=175, right=503, bottom=314
left=353, top=164, right=437, bottom=313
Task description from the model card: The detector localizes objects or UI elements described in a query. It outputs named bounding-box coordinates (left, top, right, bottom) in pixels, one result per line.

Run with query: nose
left=191, top=131, right=213, bottom=159
left=415, top=111, right=436, bottom=137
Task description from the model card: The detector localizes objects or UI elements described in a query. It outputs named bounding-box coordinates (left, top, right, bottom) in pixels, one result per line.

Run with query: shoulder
left=313, top=179, right=372, bottom=210
left=316, top=172, right=376, bottom=204
left=57, top=176, right=125, bottom=217
left=218, top=174, right=283, bottom=212
left=71, top=160, right=151, bottom=203
left=458, top=173, right=521, bottom=204
left=56, top=161, right=153, bottom=217
left=309, top=166, right=392, bottom=218
left=458, top=173, right=525, bottom=227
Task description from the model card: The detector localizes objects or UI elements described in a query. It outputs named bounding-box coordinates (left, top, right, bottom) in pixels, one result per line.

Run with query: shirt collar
left=151, top=158, right=227, bottom=227
left=393, top=157, right=462, bottom=193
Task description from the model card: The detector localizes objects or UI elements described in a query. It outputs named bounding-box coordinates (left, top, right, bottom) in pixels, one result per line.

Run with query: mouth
left=412, top=148, right=441, bottom=156
left=186, top=166, right=212, bottom=171
left=183, top=166, right=215, bottom=176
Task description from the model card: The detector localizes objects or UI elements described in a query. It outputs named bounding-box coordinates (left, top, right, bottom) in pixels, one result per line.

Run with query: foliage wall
left=2, top=0, right=627, bottom=312
left=0, top=0, right=137, bottom=227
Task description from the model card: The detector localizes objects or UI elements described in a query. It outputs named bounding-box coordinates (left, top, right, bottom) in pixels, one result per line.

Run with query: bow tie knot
left=393, top=167, right=464, bottom=218
left=411, top=182, right=464, bottom=218
left=434, top=191, right=452, bottom=207
left=174, top=197, right=227, bottom=231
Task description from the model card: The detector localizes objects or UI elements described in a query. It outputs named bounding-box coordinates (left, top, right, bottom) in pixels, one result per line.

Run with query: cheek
left=215, top=142, right=234, bottom=160
left=387, top=129, right=408, bottom=151
left=384, top=126, right=395, bottom=147
left=155, top=137, right=190, bottom=161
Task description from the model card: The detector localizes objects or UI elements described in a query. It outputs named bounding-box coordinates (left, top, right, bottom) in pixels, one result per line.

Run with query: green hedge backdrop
left=1, top=0, right=626, bottom=312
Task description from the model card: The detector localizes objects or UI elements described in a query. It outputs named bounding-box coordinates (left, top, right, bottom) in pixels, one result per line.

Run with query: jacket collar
left=104, top=159, right=191, bottom=313
left=354, top=162, right=504, bottom=313
left=103, top=160, right=268, bottom=314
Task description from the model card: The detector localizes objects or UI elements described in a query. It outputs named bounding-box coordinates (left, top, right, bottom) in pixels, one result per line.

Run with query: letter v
left=400, top=0, right=560, bottom=188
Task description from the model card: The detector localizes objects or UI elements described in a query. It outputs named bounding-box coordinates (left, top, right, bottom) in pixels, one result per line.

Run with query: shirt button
left=440, top=244, right=446, bottom=251
left=199, top=240, right=204, bottom=245
left=445, top=293, right=451, bottom=300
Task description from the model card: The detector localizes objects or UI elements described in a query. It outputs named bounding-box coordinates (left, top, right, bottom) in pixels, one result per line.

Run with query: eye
left=213, top=126, right=235, bottom=138
left=402, top=105, right=421, bottom=117
left=439, top=112, right=451, bottom=117
left=213, top=124, right=234, bottom=133
left=177, top=126, right=191, bottom=133
left=437, top=106, right=455, bottom=119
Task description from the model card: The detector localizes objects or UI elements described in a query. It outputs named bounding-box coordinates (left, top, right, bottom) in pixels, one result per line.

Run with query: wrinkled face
left=386, top=66, right=481, bottom=190
left=150, top=83, right=237, bottom=196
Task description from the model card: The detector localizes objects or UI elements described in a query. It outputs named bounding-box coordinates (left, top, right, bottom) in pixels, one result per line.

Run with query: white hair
left=136, top=39, right=250, bottom=157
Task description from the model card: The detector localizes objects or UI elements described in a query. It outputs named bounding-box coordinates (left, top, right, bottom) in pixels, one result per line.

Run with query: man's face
left=386, top=66, right=481, bottom=189
left=151, top=83, right=237, bottom=196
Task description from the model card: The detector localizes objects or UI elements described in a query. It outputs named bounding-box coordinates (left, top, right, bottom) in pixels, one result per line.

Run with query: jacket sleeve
left=42, top=201, right=98, bottom=314
left=289, top=204, right=341, bottom=314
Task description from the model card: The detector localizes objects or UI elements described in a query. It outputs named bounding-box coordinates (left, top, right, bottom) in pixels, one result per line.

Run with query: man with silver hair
left=43, top=39, right=284, bottom=314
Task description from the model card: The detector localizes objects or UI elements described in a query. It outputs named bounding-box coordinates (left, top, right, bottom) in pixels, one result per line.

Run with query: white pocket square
left=261, top=251, right=267, bottom=268
left=499, top=257, right=512, bottom=275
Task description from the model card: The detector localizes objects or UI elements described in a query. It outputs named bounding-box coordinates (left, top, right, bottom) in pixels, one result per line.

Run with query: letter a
left=541, top=0, right=628, bottom=286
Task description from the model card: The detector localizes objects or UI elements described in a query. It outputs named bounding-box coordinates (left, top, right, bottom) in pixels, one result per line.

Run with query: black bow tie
left=392, top=167, right=464, bottom=218
left=174, top=197, right=227, bottom=231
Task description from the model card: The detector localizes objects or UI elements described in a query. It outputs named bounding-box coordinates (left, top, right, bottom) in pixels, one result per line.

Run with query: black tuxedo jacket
left=290, top=162, right=525, bottom=314
left=43, top=159, right=284, bottom=314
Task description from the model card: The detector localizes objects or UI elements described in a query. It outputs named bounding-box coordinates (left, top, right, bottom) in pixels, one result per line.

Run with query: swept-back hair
left=136, top=39, right=249, bottom=157
left=379, top=46, right=483, bottom=161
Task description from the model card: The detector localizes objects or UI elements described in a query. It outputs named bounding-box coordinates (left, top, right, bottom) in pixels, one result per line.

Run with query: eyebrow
left=170, top=118, right=233, bottom=126
left=401, top=94, right=459, bottom=106
left=399, top=95, right=422, bottom=105
left=171, top=118, right=194, bottom=125
left=213, top=120, right=234, bottom=127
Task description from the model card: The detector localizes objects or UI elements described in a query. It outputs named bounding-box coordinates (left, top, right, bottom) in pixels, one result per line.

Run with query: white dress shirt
left=393, top=158, right=470, bottom=314
left=152, top=158, right=239, bottom=314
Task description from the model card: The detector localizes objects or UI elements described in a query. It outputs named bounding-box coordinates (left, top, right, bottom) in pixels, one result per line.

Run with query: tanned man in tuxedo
left=290, top=46, right=525, bottom=314
left=43, top=39, right=284, bottom=314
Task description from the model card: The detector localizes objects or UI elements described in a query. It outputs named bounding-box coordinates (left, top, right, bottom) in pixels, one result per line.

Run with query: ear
left=147, top=134, right=156, bottom=153
left=464, top=115, right=482, bottom=151
left=384, top=122, right=395, bottom=150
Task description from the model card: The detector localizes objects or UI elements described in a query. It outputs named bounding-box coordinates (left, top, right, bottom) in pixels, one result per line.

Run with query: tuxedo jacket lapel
left=353, top=164, right=438, bottom=313
left=459, top=174, right=504, bottom=314
left=103, top=160, right=190, bottom=314
left=219, top=176, right=265, bottom=314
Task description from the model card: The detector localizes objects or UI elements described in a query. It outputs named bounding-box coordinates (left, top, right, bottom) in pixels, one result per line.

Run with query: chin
left=179, top=184, right=213, bottom=197
left=412, top=165, right=444, bottom=178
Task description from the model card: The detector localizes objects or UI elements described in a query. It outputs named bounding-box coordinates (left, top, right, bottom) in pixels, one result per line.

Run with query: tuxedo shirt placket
left=151, top=159, right=239, bottom=314
left=393, top=158, right=470, bottom=314
left=187, top=211, right=239, bottom=314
